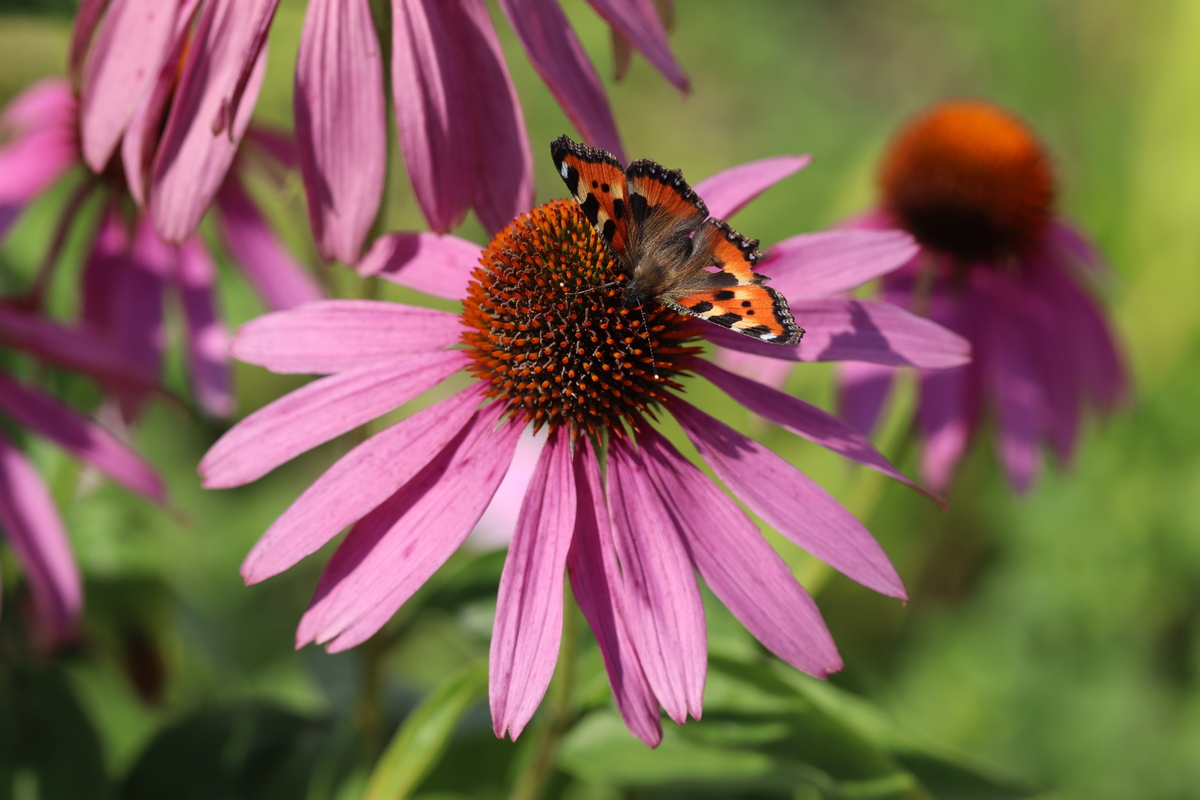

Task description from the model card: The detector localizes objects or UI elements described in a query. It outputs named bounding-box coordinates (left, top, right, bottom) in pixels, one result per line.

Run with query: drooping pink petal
left=451, top=0, right=534, bottom=234
left=705, top=298, right=971, bottom=368
left=693, top=155, right=810, bottom=221
left=294, top=0, right=386, bottom=264
left=837, top=361, right=896, bottom=437
left=177, top=238, right=233, bottom=417
left=1050, top=219, right=1111, bottom=277
left=241, top=383, right=485, bottom=583
left=232, top=300, right=462, bottom=375
left=200, top=349, right=467, bottom=488
left=672, top=400, right=905, bottom=600
left=760, top=231, right=919, bottom=299
left=0, top=374, right=165, bottom=502
left=694, top=359, right=942, bottom=506
left=566, top=438, right=662, bottom=746
left=297, top=403, right=521, bottom=650
left=0, top=81, right=79, bottom=233
left=984, top=291, right=1041, bottom=493
left=213, top=176, right=323, bottom=311
left=584, top=0, right=688, bottom=92
left=606, top=435, right=705, bottom=724
left=0, top=433, right=81, bottom=645
left=1016, top=271, right=1080, bottom=463
left=148, top=0, right=273, bottom=243
left=638, top=428, right=843, bottom=678
left=491, top=426, right=576, bottom=740
left=917, top=367, right=973, bottom=493
left=496, top=0, right=624, bottom=159
left=390, top=0, right=475, bottom=233
left=0, top=309, right=157, bottom=395
left=78, top=0, right=179, bottom=171
left=357, top=231, right=482, bottom=301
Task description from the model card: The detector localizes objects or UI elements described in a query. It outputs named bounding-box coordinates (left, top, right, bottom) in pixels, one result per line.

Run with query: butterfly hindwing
left=663, top=284, right=804, bottom=344
left=551, top=135, right=632, bottom=260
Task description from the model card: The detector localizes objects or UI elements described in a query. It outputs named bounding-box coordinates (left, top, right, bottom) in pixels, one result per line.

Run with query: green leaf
left=362, top=662, right=488, bottom=800
left=0, top=666, right=110, bottom=800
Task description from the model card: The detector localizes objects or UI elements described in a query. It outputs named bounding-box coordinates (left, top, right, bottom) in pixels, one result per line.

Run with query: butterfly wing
left=660, top=219, right=805, bottom=344
left=550, top=135, right=633, bottom=263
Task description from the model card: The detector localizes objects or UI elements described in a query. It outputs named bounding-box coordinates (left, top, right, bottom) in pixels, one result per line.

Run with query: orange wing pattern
left=664, top=285, right=803, bottom=344
left=550, top=136, right=632, bottom=259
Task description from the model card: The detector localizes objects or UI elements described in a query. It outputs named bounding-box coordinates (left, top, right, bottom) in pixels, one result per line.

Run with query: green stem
left=508, top=591, right=582, bottom=800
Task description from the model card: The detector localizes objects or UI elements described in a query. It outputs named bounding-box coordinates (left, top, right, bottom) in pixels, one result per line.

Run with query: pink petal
left=148, top=0, right=273, bottom=243
left=712, top=348, right=795, bottom=391
left=0, top=374, right=165, bottom=502
left=199, top=349, right=467, bottom=488
left=566, top=438, right=662, bottom=746
left=357, top=232, right=482, bottom=301
left=606, top=435, right=705, bottom=724
left=213, top=176, right=323, bottom=311
left=837, top=361, right=896, bottom=437
left=69, top=0, right=108, bottom=85
left=78, top=0, right=178, bottom=171
left=0, top=308, right=157, bottom=395
left=177, top=238, right=234, bottom=417
left=472, top=427, right=544, bottom=549
left=917, top=367, right=973, bottom=493
left=638, top=429, right=842, bottom=678
left=497, top=0, right=624, bottom=159
left=760, top=231, right=919, bottom=299
left=694, top=360, right=942, bottom=506
left=1050, top=219, right=1110, bottom=277
left=0, top=433, right=81, bottom=645
left=491, top=426, right=576, bottom=740
left=295, top=0, right=386, bottom=264
left=243, top=383, right=485, bottom=583
left=232, top=300, right=462, bottom=375
left=705, top=298, right=971, bottom=368
left=584, top=0, right=688, bottom=92
left=672, top=400, right=905, bottom=599
left=0, top=81, right=78, bottom=221
left=297, top=404, right=521, bottom=650
left=984, top=293, right=1041, bottom=493
left=693, top=155, right=810, bottom=221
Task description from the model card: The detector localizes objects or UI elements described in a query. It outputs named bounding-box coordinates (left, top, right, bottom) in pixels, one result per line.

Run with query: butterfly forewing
left=550, top=135, right=632, bottom=261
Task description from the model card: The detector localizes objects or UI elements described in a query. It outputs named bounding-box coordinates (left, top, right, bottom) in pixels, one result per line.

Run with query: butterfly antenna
left=638, top=303, right=660, bottom=380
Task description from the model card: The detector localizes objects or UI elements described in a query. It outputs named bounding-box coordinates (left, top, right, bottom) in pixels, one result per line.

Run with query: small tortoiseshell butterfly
left=551, top=135, right=804, bottom=345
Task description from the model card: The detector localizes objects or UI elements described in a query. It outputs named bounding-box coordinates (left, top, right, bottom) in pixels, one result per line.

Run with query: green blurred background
left=2, top=1, right=1198, bottom=798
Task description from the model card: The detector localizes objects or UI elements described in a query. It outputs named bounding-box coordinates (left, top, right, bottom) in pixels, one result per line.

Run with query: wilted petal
left=837, top=361, right=895, bottom=437
left=585, top=0, right=688, bottom=92
left=706, top=298, right=971, bottom=368
left=567, top=439, right=662, bottom=746
left=213, top=176, right=323, bottom=311
left=297, top=404, right=520, bottom=650
left=694, top=360, right=942, bottom=505
left=295, top=0, right=386, bottom=263
left=606, top=435, right=705, bottom=724
left=177, top=238, right=233, bottom=417
left=672, top=400, right=905, bottom=599
left=491, top=426, right=576, bottom=740
left=0, top=433, right=81, bottom=644
left=242, top=384, right=485, bottom=583
left=79, top=0, right=178, bottom=171
left=233, top=300, right=462, bottom=375
left=497, top=0, right=623, bottom=158
left=638, top=429, right=843, bottom=678
left=357, top=231, right=482, bottom=301
left=760, top=231, right=919, bottom=299
left=199, top=349, right=467, bottom=488
left=149, top=0, right=273, bottom=242
left=0, top=374, right=165, bottom=502
left=694, top=155, right=810, bottom=221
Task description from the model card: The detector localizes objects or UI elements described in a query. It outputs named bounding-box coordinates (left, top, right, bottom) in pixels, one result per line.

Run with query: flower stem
left=508, top=590, right=582, bottom=800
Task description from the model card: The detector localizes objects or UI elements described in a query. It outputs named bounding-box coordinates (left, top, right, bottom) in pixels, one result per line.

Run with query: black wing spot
left=600, top=182, right=610, bottom=193
left=746, top=310, right=755, bottom=316
left=612, top=198, right=626, bottom=220
left=580, top=193, right=601, bottom=225
left=741, top=300, right=752, bottom=307
left=591, top=180, right=599, bottom=188
left=710, top=312, right=742, bottom=327
left=714, top=290, right=736, bottom=301
left=601, top=219, right=617, bottom=242
left=688, top=300, right=714, bottom=314
left=628, top=193, right=650, bottom=224
left=743, top=324, right=773, bottom=338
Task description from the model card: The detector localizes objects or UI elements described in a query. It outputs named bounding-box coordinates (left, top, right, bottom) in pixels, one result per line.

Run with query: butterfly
left=550, top=134, right=804, bottom=345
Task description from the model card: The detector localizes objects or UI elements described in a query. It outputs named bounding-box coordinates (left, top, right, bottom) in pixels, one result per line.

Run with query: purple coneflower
left=71, top=0, right=687, bottom=263
left=0, top=79, right=321, bottom=419
left=835, top=101, right=1128, bottom=493
left=0, top=305, right=165, bottom=647
left=200, top=152, right=968, bottom=745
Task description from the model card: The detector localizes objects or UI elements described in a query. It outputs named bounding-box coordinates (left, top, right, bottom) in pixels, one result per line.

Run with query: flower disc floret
left=461, top=199, right=701, bottom=438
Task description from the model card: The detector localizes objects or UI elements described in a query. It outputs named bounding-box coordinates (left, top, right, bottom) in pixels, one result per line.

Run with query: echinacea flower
left=0, top=305, right=165, bottom=646
left=836, top=101, right=1128, bottom=493
left=200, top=150, right=968, bottom=745
left=0, top=80, right=321, bottom=419
left=71, top=0, right=687, bottom=262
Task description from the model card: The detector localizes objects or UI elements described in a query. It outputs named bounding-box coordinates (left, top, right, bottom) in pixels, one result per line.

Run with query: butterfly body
left=551, top=135, right=804, bottom=345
